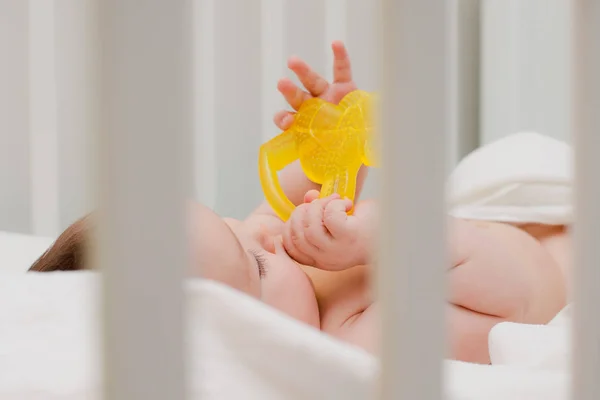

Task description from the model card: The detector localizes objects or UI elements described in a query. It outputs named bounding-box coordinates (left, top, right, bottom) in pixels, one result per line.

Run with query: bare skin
left=191, top=41, right=568, bottom=364
left=27, top=40, right=568, bottom=364
left=280, top=192, right=567, bottom=363
left=192, top=196, right=568, bottom=364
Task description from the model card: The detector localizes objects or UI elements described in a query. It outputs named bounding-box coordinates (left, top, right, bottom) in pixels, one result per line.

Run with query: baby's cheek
left=261, top=260, right=320, bottom=329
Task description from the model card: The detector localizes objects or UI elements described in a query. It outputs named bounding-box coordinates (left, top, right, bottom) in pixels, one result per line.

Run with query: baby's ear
left=303, top=190, right=320, bottom=203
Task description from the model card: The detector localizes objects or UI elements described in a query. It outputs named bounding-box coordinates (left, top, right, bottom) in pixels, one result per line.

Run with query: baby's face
left=187, top=203, right=319, bottom=328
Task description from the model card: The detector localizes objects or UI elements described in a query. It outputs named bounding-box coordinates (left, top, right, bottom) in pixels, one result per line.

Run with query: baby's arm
left=282, top=191, right=377, bottom=270
left=247, top=41, right=368, bottom=230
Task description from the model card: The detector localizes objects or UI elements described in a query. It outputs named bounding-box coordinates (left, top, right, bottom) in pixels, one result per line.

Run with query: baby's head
left=30, top=203, right=320, bottom=328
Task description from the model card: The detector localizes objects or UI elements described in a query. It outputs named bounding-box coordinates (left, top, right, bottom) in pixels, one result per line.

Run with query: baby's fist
left=283, top=192, right=366, bottom=271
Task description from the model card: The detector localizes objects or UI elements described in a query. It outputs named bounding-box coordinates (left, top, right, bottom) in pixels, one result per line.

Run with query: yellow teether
left=259, top=90, right=378, bottom=222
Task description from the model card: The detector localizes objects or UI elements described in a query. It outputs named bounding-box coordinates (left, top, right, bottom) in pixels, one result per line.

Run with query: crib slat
left=377, top=1, right=447, bottom=399
left=96, top=1, right=191, bottom=399
left=284, top=0, right=327, bottom=83
left=28, top=0, right=59, bottom=236
left=572, top=2, right=600, bottom=400
left=260, top=0, right=285, bottom=142
left=345, top=0, right=381, bottom=92
left=54, top=0, right=98, bottom=231
left=324, top=0, right=347, bottom=82
left=0, top=0, right=31, bottom=233
left=481, top=0, right=572, bottom=144
left=212, top=0, right=263, bottom=219
left=447, top=0, right=480, bottom=169
left=193, top=0, right=217, bottom=209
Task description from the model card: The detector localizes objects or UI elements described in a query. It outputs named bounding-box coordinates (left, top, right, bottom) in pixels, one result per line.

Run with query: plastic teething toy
left=259, top=90, right=378, bottom=222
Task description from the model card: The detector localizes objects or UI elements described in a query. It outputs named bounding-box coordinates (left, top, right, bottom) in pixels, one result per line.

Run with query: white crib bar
left=378, top=1, right=447, bottom=399
left=572, top=1, right=600, bottom=400
left=96, top=1, right=191, bottom=399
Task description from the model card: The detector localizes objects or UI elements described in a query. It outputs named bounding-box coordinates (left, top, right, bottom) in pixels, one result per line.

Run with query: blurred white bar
left=324, top=0, right=346, bottom=82
left=378, top=1, right=447, bottom=399
left=212, top=0, right=263, bottom=219
left=284, top=0, right=326, bottom=83
left=29, top=0, right=60, bottom=236
left=447, top=0, right=480, bottom=170
left=54, top=0, right=98, bottom=229
left=0, top=0, right=31, bottom=233
left=572, top=1, right=600, bottom=400
left=194, top=0, right=217, bottom=209
left=481, top=0, right=572, bottom=144
left=261, top=0, right=285, bottom=141
left=97, top=1, right=191, bottom=399
left=345, top=0, right=382, bottom=92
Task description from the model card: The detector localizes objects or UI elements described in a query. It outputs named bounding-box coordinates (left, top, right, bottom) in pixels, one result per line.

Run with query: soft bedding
left=0, top=271, right=570, bottom=400
left=0, top=132, right=575, bottom=398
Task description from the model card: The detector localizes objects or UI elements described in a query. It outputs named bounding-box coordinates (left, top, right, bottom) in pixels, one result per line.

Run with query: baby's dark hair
left=28, top=215, right=92, bottom=272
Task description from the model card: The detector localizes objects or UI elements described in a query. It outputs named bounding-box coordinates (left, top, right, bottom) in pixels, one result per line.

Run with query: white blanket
left=489, top=305, right=572, bottom=370
left=447, top=131, right=572, bottom=225
left=0, top=272, right=570, bottom=400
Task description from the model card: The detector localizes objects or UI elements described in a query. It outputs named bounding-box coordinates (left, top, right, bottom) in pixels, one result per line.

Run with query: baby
left=29, top=41, right=568, bottom=364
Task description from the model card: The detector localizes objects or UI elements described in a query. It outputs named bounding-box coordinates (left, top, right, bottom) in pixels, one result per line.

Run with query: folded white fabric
left=447, top=132, right=573, bottom=225
left=489, top=304, right=572, bottom=370
left=0, top=272, right=571, bottom=400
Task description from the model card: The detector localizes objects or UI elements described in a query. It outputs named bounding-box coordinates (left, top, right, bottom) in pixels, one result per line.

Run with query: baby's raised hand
left=273, top=41, right=357, bottom=131
left=282, top=190, right=370, bottom=271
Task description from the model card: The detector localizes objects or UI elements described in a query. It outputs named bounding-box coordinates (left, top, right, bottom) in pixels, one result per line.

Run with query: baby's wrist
left=351, top=241, right=371, bottom=266
left=353, top=215, right=377, bottom=266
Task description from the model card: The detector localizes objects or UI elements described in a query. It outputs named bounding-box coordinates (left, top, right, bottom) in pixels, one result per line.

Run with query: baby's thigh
left=447, top=218, right=565, bottom=323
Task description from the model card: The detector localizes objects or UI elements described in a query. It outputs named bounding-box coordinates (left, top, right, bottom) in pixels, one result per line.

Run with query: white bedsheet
left=0, top=271, right=570, bottom=400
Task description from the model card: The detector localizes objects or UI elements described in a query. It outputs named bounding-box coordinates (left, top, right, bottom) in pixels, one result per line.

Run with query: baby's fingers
left=277, top=77, right=310, bottom=111
left=304, top=196, right=340, bottom=249
left=331, top=41, right=353, bottom=83
left=303, top=190, right=320, bottom=204
left=288, top=56, right=329, bottom=97
left=282, top=205, right=317, bottom=265
left=273, top=110, right=295, bottom=130
left=323, top=198, right=353, bottom=238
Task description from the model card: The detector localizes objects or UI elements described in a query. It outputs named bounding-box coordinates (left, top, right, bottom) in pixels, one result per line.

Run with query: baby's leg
left=446, top=218, right=567, bottom=363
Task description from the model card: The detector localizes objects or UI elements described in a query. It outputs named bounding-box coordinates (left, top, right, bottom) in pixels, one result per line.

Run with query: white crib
left=0, top=0, right=597, bottom=399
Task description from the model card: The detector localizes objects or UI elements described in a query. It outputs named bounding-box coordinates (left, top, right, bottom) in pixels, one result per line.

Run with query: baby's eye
left=248, top=249, right=268, bottom=278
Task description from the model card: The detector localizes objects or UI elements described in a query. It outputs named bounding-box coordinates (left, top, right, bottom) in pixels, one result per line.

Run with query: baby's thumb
left=303, top=190, right=321, bottom=203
